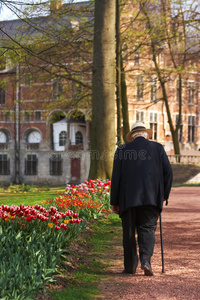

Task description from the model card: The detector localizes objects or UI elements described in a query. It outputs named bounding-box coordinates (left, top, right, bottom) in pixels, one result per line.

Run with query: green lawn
left=48, top=214, right=122, bottom=300
left=0, top=186, right=66, bottom=206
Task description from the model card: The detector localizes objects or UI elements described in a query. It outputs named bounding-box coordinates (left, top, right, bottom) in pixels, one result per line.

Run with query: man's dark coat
left=110, top=137, right=173, bottom=217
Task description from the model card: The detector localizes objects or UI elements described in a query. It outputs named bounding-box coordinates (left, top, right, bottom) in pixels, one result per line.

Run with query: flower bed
left=45, top=179, right=111, bottom=220
left=0, top=179, right=111, bottom=299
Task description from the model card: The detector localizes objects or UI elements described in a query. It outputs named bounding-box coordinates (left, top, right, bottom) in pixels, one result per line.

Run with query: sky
left=0, top=0, right=43, bottom=21
left=0, top=0, right=198, bottom=21
left=0, top=0, right=89, bottom=21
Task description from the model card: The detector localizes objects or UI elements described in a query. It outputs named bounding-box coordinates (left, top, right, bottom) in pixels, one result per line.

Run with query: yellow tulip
left=48, top=223, right=54, bottom=228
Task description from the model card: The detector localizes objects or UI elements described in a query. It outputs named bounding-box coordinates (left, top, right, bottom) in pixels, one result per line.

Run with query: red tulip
left=73, top=213, right=79, bottom=218
left=60, top=223, right=67, bottom=230
left=20, top=204, right=25, bottom=210
left=69, top=219, right=76, bottom=224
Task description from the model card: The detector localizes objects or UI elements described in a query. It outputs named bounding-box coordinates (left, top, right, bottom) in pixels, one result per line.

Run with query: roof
left=0, top=1, right=93, bottom=42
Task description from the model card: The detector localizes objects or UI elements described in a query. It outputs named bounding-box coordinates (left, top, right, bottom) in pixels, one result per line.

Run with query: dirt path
left=96, top=187, right=200, bottom=300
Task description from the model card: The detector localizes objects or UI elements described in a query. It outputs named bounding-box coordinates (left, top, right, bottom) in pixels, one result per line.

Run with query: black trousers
left=121, top=205, right=160, bottom=273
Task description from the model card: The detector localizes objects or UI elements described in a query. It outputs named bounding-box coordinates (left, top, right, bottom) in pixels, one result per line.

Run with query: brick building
left=0, top=2, right=92, bottom=185
left=121, top=0, right=200, bottom=154
left=125, top=58, right=200, bottom=153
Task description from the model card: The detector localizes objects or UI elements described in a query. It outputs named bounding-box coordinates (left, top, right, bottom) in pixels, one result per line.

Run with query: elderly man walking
left=111, top=122, right=173, bottom=276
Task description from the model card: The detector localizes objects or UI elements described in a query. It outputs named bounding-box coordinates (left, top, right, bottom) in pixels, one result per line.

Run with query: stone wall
left=171, top=164, right=200, bottom=185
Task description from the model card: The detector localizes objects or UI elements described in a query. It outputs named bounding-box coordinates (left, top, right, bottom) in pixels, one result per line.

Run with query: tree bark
left=89, top=0, right=116, bottom=179
left=116, top=0, right=123, bottom=144
left=120, top=54, right=130, bottom=142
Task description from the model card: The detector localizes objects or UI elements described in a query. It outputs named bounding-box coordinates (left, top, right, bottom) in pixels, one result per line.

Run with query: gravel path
left=96, top=187, right=200, bottom=300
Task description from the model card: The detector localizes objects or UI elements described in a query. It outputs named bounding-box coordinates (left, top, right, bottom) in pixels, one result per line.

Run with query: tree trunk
left=116, top=0, right=123, bottom=144
left=161, top=80, right=180, bottom=156
left=152, top=46, right=181, bottom=155
left=89, top=0, right=116, bottom=180
left=120, top=54, right=130, bottom=142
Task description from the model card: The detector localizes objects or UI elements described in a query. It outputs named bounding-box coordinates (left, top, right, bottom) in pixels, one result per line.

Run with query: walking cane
left=160, top=213, right=165, bottom=273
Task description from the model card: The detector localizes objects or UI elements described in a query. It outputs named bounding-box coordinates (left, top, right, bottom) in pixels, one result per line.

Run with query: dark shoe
left=141, top=260, right=153, bottom=276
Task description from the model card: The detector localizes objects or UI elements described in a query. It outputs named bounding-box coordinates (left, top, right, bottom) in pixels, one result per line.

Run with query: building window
left=5, top=111, right=10, bottom=122
left=176, top=115, right=183, bottom=142
left=75, top=131, right=83, bottom=145
left=35, top=111, right=41, bottom=121
left=25, top=155, right=38, bottom=175
left=0, top=131, right=7, bottom=143
left=134, top=52, right=140, bottom=65
left=188, top=116, right=195, bottom=143
left=0, top=130, right=8, bottom=149
left=50, top=154, right=63, bottom=175
left=149, top=112, right=157, bottom=140
left=27, top=131, right=41, bottom=149
left=136, top=110, right=144, bottom=122
left=27, top=130, right=41, bottom=144
left=70, top=20, right=79, bottom=30
left=136, top=75, right=144, bottom=100
left=71, top=76, right=82, bottom=100
left=0, top=58, right=6, bottom=71
left=0, top=87, right=5, bottom=106
left=150, top=77, right=157, bottom=102
left=0, top=155, right=10, bottom=175
left=187, top=81, right=195, bottom=104
left=59, top=131, right=67, bottom=146
left=52, top=78, right=63, bottom=100
left=24, top=73, right=32, bottom=87
left=156, top=53, right=162, bottom=66
left=24, top=111, right=30, bottom=122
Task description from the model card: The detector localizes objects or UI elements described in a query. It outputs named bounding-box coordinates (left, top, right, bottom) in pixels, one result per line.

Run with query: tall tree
left=116, top=0, right=130, bottom=143
left=116, top=0, right=123, bottom=143
left=89, top=0, right=116, bottom=179
left=120, top=0, right=200, bottom=155
left=139, top=0, right=199, bottom=155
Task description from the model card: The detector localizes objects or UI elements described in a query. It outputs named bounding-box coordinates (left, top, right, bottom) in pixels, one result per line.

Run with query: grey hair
left=131, top=131, right=148, bottom=139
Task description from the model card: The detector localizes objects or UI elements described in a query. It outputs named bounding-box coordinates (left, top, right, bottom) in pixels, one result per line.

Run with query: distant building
left=0, top=1, right=92, bottom=185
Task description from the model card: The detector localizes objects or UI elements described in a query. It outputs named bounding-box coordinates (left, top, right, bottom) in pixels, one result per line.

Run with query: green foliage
left=0, top=181, right=112, bottom=299
left=0, top=224, right=60, bottom=299
left=0, top=206, right=86, bottom=299
left=4, top=183, right=50, bottom=193
left=51, top=213, right=122, bottom=299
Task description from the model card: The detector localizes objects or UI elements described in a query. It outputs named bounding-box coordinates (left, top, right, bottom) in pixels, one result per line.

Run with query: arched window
left=59, top=131, right=67, bottom=146
left=75, top=131, right=83, bottom=145
left=26, top=130, right=41, bottom=150
left=0, top=131, right=7, bottom=143
left=27, top=131, right=42, bottom=143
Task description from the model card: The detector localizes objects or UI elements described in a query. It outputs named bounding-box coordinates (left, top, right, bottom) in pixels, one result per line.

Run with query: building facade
left=0, top=64, right=91, bottom=185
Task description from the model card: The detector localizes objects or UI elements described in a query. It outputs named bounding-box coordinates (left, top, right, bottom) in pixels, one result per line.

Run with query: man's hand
left=112, top=205, right=119, bottom=214
left=164, top=199, right=168, bottom=206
